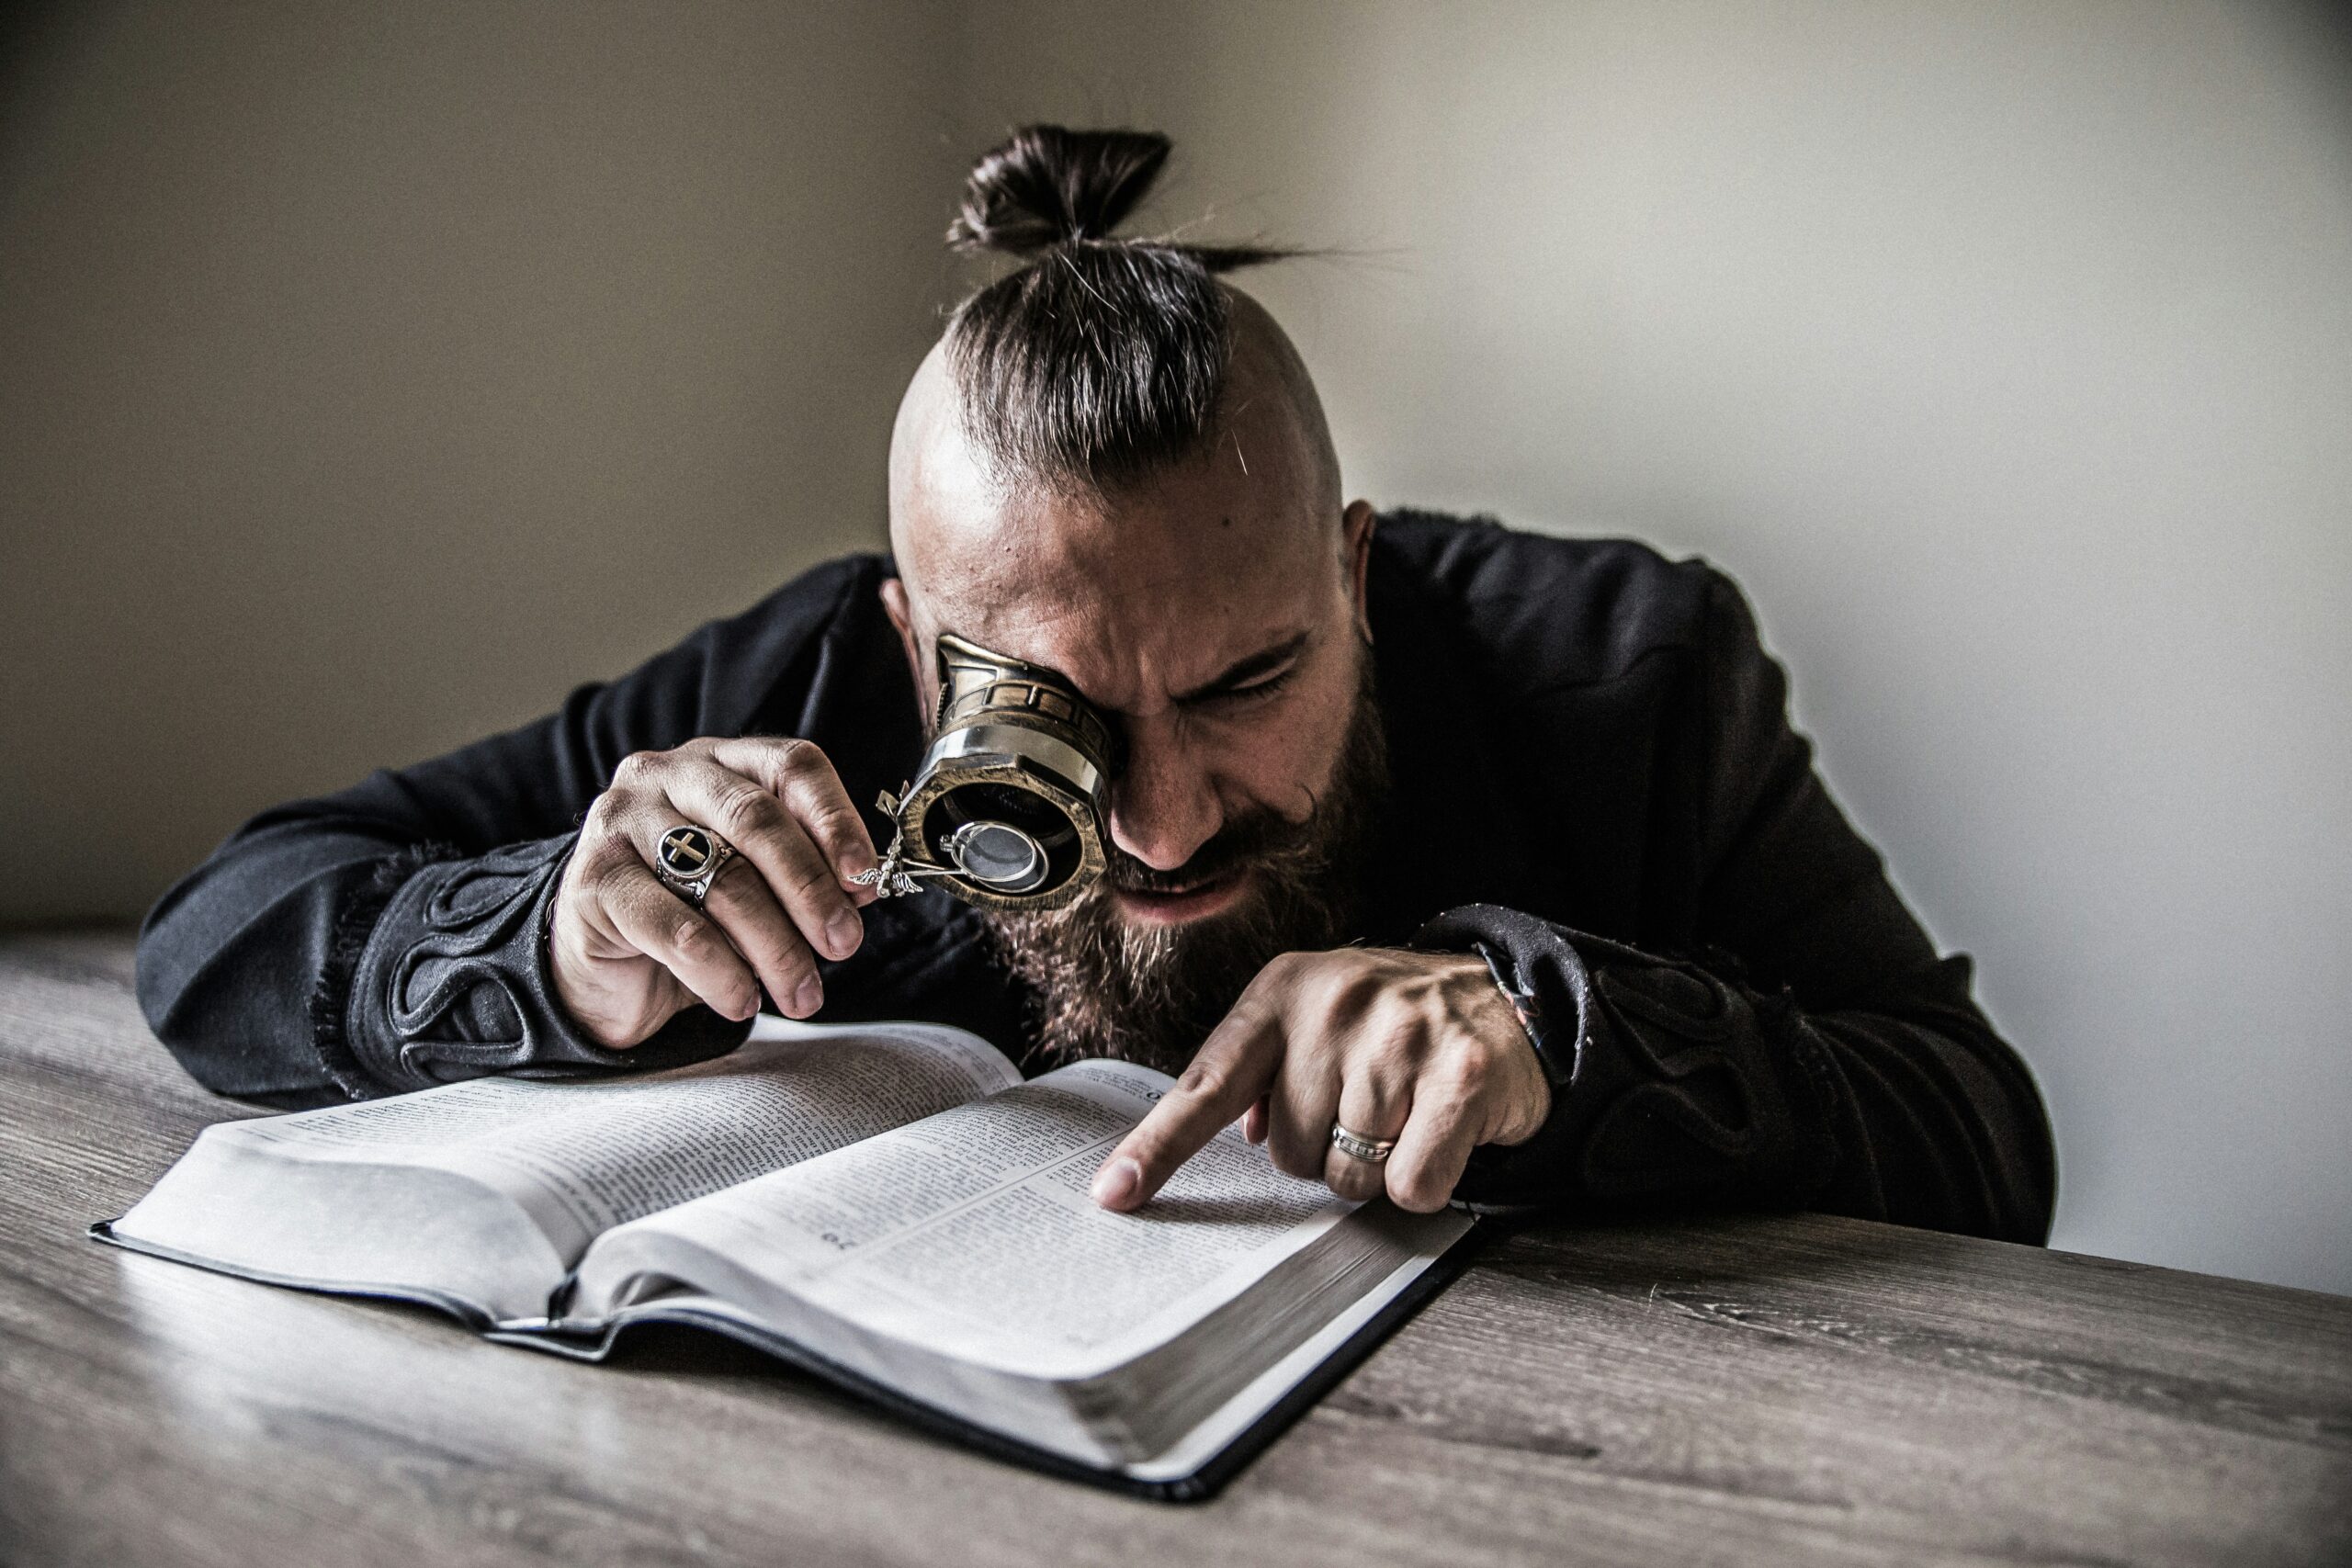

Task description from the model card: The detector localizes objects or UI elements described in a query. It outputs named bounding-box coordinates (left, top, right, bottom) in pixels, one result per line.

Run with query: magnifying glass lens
left=948, top=820, right=1046, bottom=892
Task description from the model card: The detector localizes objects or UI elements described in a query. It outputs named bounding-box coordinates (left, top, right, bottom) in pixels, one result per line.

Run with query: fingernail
left=794, top=976, right=822, bottom=1016
left=826, top=909, right=863, bottom=959
left=1091, top=1157, right=1142, bottom=1209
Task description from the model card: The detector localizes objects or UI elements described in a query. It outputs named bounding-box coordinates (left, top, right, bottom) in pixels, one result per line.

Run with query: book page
left=575, top=1057, right=1352, bottom=1379
left=110, top=1016, right=1020, bottom=1318
left=237, top=1017, right=1016, bottom=1258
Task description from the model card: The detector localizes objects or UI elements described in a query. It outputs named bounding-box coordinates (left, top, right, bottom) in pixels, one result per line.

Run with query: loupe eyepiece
left=857, top=632, right=1114, bottom=911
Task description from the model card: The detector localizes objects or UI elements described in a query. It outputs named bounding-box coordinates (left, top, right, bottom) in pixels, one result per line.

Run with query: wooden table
left=3, top=931, right=2346, bottom=1567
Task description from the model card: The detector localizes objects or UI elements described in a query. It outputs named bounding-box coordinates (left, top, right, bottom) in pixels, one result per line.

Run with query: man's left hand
left=1090, top=947, right=1554, bottom=1213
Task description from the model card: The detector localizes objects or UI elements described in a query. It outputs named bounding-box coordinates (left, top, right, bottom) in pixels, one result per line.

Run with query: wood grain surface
left=3, top=931, right=2346, bottom=1567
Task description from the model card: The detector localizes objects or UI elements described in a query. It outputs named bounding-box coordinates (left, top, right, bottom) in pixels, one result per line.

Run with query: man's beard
left=979, top=656, right=1389, bottom=1077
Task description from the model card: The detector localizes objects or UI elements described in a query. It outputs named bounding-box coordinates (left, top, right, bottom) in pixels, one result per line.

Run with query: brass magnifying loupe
left=855, top=633, right=1115, bottom=912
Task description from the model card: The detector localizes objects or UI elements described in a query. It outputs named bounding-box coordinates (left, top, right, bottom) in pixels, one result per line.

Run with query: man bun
left=941, top=124, right=1295, bottom=488
left=947, top=125, right=1172, bottom=255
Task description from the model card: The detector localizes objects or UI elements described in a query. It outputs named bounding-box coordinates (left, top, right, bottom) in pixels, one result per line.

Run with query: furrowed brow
left=1170, top=631, right=1312, bottom=705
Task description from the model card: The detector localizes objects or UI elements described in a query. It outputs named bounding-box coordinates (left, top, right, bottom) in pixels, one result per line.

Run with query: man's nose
left=1107, top=721, right=1221, bottom=872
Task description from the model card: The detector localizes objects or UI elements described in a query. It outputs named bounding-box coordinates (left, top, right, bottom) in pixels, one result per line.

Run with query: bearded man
left=135, top=127, right=2055, bottom=1239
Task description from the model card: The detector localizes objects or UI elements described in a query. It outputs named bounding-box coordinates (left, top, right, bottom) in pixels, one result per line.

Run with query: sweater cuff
left=1408, top=905, right=1593, bottom=1210
left=328, top=834, right=752, bottom=1096
left=1409, top=903, right=1834, bottom=1213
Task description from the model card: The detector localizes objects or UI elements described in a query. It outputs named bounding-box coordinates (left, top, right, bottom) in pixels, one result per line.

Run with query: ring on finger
left=653, top=824, right=738, bottom=909
left=1329, top=1122, right=1397, bottom=1165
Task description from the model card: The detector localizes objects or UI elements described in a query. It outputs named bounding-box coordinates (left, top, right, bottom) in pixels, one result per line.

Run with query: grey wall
left=1, top=0, right=962, bottom=919
left=4, top=2, right=2346, bottom=1295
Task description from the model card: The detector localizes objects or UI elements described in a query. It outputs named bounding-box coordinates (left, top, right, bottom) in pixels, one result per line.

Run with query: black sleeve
left=1419, top=575, right=2057, bottom=1245
left=134, top=562, right=866, bottom=1107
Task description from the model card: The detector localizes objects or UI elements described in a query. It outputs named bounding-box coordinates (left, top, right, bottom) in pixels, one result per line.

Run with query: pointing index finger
left=1091, top=989, right=1286, bottom=1212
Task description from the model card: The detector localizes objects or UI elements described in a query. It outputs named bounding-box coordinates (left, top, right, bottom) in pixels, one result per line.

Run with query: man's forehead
left=902, top=460, right=1331, bottom=707
left=888, top=307, right=1343, bottom=705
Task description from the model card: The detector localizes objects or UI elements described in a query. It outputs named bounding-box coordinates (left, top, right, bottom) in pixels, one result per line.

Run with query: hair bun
left=947, top=125, right=1171, bottom=255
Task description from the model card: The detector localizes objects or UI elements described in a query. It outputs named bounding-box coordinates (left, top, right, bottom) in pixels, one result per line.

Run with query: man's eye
left=1217, top=668, right=1296, bottom=705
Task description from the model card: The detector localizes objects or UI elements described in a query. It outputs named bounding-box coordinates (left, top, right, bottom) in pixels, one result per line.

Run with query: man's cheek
left=1228, top=720, right=1342, bottom=821
left=1295, top=674, right=1364, bottom=794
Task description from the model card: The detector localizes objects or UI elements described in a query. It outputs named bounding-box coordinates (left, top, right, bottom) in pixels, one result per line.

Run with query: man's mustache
left=1100, top=802, right=1324, bottom=896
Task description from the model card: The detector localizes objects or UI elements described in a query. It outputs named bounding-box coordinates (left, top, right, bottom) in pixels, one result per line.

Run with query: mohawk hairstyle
left=943, top=125, right=1290, bottom=490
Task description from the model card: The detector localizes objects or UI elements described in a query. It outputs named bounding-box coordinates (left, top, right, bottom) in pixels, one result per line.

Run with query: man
left=136, top=126, right=2054, bottom=1239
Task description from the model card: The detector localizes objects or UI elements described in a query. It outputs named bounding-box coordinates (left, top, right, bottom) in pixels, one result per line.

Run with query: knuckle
left=1253, top=952, right=1307, bottom=993
left=776, top=849, right=835, bottom=905
left=1442, top=1045, right=1496, bottom=1100
left=1459, top=1050, right=1499, bottom=1098
left=612, top=750, right=662, bottom=786
left=1422, top=1084, right=1479, bottom=1133
left=712, top=779, right=779, bottom=840
left=1239, top=965, right=1306, bottom=1025
left=772, top=736, right=824, bottom=778
left=760, top=923, right=816, bottom=975
left=1175, top=1058, right=1233, bottom=1104
left=1375, top=1033, right=1426, bottom=1086
left=670, top=917, right=718, bottom=964
left=589, top=855, right=641, bottom=901
left=808, top=801, right=867, bottom=852
left=1386, top=1166, right=1449, bottom=1213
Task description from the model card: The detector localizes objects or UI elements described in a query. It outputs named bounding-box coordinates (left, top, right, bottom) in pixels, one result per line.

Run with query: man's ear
left=1342, top=500, right=1377, bottom=645
left=878, top=579, right=932, bottom=721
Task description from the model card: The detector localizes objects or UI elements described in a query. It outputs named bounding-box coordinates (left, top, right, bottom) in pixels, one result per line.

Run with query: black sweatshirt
left=135, top=512, right=2057, bottom=1242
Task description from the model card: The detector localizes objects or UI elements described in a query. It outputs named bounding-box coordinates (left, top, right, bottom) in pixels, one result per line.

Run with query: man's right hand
left=548, top=737, right=881, bottom=1048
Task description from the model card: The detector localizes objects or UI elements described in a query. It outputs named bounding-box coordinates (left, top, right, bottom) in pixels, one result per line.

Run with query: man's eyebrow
left=1170, top=631, right=1313, bottom=705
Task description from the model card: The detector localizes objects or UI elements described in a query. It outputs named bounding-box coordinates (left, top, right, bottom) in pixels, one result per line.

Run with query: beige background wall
left=4, top=2, right=2346, bottom=1294
left=1, top=0, right=963, bottom=920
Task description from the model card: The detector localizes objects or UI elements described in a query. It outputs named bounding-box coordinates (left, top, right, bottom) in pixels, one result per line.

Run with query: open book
left=96, top=1017, right=1476, bottom=1498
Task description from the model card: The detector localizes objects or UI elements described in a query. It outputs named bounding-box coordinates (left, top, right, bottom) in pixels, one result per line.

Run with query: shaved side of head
left=888, top=285, right=1342, bottom=625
